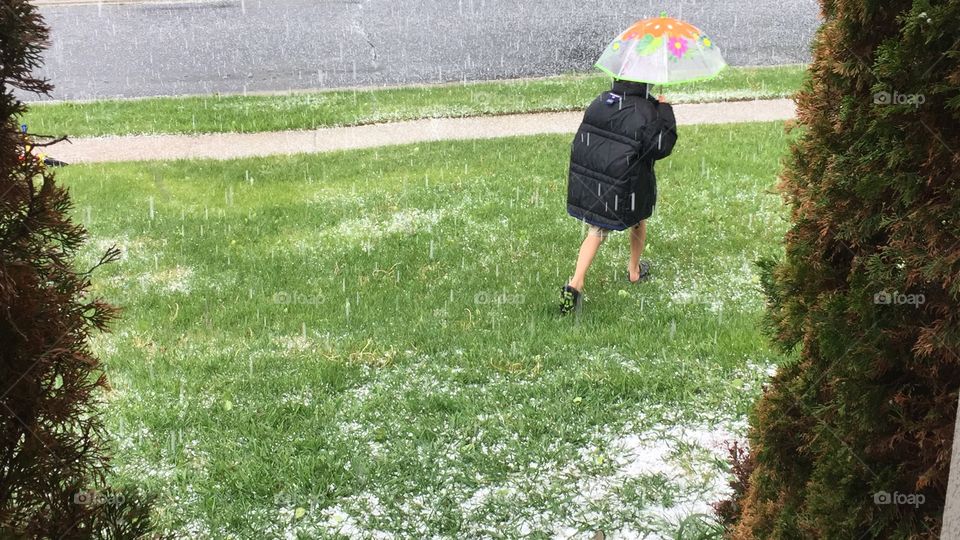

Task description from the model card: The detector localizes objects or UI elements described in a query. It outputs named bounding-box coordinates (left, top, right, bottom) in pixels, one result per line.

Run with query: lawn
left=65, top=121, right=793, bottom=538
left=25, top=65, right=805, bottom=137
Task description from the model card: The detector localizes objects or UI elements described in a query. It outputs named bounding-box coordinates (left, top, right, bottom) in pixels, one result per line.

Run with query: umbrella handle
left=657, top=84, right=666, bottom=103
left=643, top=84, right=666, bottom=103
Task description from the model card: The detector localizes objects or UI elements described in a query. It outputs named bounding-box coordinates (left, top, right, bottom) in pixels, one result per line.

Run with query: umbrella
left=595, top=12, right=727, bottom=86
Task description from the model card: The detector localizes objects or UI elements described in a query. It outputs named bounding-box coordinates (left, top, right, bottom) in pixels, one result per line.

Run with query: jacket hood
left=611, top=79, right=651, bottom=97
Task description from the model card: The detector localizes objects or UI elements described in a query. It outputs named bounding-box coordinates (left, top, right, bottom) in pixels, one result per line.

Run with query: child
left=560, top=78, right=678, bottom=314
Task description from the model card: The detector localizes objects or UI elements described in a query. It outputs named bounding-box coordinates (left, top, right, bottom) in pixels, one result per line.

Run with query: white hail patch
left=336, top=208, right=445, bottom=241
left=453, top=418, right=743, bottom=539
left=136, top=265, right=194, bottom=294
left=666, top=256, right=763, bottom=312
left=88, top=235, right=151, bottom=263
left=285, top=208, right=446, bottom=254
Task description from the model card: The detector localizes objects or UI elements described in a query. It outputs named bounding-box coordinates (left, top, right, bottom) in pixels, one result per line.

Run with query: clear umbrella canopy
left=595, top=13, right=727, bottom=86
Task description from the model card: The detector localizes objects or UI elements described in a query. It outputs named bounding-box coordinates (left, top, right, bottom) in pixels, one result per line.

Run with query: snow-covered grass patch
left=62, top=123, right=791, bottom=538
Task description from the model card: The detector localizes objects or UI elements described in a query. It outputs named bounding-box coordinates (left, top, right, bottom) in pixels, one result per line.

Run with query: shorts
left=587, top=225, right=610, bottom=239
left=587, top=222, right=646, bottom=239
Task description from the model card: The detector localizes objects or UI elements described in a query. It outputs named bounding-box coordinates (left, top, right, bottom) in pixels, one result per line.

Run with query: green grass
left=26, top=65, right=805, bottom=137
left=65, top=121, right=793, bottom=538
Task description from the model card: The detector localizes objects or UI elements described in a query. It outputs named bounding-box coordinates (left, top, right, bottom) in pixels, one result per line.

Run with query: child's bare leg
left=569, top=230, right=606, bottom=291
left=628, top=221, right=647, bottom=281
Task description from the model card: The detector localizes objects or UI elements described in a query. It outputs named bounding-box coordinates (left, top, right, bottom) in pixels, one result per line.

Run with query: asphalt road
left=28, top=0, right=821, bottom=101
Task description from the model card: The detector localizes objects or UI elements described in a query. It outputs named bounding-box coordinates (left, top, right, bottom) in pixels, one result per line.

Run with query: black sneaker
left=560, top=285, right=582, bottom=315
left=627, top=260, right=651, bottom=284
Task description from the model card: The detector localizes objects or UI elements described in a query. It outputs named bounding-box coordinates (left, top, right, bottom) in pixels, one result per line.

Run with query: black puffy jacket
left=566, top=79, right=678, bottom=230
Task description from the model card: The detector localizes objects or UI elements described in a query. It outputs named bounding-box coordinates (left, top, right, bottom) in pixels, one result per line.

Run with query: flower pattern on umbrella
left=634, top=34, right=663, bottom=56
left=668, top=36, right=689, bottom=59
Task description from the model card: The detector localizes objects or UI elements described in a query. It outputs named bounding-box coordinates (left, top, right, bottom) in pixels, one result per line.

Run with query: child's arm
left=647, top=101, right=678, bottom=161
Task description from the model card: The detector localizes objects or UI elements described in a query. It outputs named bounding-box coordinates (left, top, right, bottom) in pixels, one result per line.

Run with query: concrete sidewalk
left=46, top=99, right=795, bottom=164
